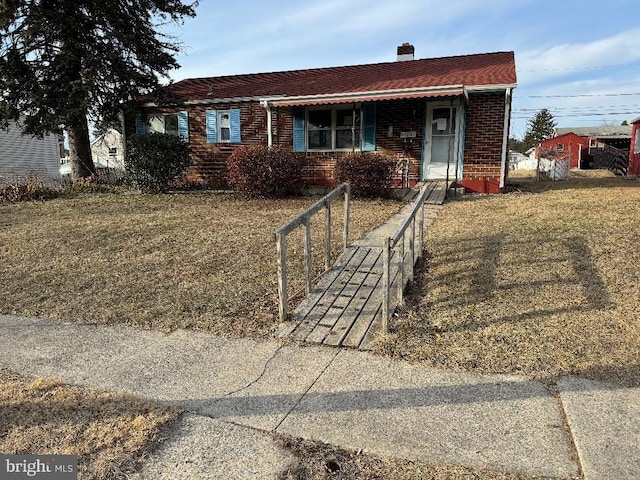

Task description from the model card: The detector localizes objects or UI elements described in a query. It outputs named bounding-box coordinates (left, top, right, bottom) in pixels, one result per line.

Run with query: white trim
left=263, top=85, right=467, bottom=106
left=499, top=87, right=512, bottom=189
left=467, top=83, right=517, bottom=92
left=144, top=95, right=274, bottom=107
left=260, top=100, right=273, bottom=147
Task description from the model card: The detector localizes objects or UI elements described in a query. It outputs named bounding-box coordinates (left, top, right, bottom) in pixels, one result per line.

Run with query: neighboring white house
left=0, top=120, right=62, bottom=185
left=91, top=129, right=124, bottom=170
left=60, top=128, right=125, bottom=178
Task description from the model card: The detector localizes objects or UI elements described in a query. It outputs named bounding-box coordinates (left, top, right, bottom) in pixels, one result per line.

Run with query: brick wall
left=271, top=99, right=425, bottom=187
left=462, top=92, right=506, bottom=183
left=129, top=92, right=509, bottom=190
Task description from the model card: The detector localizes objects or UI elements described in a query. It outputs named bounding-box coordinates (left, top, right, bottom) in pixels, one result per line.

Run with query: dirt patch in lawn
left=0, top=193, right=400, bottom=337
left=0, top=369, right=179, bottom=480
left=373, top=171, right=640, bottom=387
left=276, top=435, right=541, bottom=480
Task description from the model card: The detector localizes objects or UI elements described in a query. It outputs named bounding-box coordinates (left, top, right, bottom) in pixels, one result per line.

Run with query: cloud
left=517, top=28, right=640, bottom=86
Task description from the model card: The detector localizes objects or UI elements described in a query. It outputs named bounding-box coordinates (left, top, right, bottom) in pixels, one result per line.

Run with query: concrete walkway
left=1, top=315, right=639, bottom=479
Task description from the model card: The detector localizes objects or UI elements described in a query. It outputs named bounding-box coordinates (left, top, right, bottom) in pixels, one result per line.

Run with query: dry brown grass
left=0, top=369, right=179, bottom=480
left=276, top=435, right=541, bottom=480
left=374, top=171, right=640, bottom=387
left=0, top=193, right=400, bottom=337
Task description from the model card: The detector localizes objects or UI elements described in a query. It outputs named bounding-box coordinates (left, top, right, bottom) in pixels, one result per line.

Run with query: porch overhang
left=263, top=85, right=468, bottom=108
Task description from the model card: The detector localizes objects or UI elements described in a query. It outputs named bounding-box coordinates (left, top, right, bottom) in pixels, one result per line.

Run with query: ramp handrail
left=275, top=183, right=350, bottom=322
left=381, top=184, right=431, bottom=331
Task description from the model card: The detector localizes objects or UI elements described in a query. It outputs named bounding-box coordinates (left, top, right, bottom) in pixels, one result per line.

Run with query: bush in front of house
left=227, top=145, right=304, bottom=198
left=0, top=178, right=59, bottom=203
left=335, top=152, right=396, bottom=198
left=125, top=133, right=191, bottom=193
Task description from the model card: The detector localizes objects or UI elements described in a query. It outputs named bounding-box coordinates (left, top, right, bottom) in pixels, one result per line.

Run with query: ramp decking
left=289, top=181, right=446, bottom=349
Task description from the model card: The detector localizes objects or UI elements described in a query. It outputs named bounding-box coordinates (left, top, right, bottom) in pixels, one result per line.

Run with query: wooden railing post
left=382, top=236, right=391, bottom=333
left=398, top=234, right=404, bottom=305
left=276, top=232, right=287, bottom=322
left=409, top=216, right=415, bottom=283
left=343, top=183, right=350, bottom=249
left=303, top=217, right=312, bottom=294
left=418, top=201, right=425, bottom=261
left=325, top=203, right=332, bottom=270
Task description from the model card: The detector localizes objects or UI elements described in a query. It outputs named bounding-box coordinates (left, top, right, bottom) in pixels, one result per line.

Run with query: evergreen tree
left=509, top=136, right=527, bottom=154
left=523, top=108, right=557, bottom=151
left=0, top=0, right=196, bottom=179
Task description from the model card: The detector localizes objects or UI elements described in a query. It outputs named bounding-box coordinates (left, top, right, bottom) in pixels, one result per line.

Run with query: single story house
left=630, top=117, right=640, bottom=177
left=127, top=44, right=517, bottom=193
left=0, top=120, right=63, bottom=185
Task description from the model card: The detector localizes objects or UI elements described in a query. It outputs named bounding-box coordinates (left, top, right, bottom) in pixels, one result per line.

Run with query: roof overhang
left=263, top=85, right=469, bottom=108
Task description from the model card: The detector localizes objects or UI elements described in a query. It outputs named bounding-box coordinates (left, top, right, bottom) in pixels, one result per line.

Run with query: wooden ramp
left=289, top=181, right=446, bottom=349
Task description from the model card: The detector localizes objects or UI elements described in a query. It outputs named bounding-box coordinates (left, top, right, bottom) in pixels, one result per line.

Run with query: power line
left=517, top=62, right=640, bottom=73
left=518, top=92, right=640, bottom=99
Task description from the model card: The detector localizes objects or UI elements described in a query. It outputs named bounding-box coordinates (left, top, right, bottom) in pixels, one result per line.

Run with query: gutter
left=499, top=87, right=513, bottom=189
left=261, top=84, right=468, bottom=106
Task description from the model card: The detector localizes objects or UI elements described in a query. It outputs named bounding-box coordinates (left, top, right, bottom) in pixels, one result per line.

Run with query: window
left=146, top=111, right=189, bottom=142
left=293, top=104, right=375, bottom=153
left=205, top=109, right=241, bottom=144
left=635, top=131, right=640, bottom=154
left=307, top=106, right=361, bottom=151
left=108, top=147, right=117, bottom=156
left=556, top=143, right=564, bottom=151
left=149, top=114, right=177, bottom=135
left=218, top=111, right=231, bottom=142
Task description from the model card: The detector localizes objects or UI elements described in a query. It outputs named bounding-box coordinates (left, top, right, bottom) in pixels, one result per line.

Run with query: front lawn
left=0, top=193, right=400, bottom=337
left=374, top=171, right=640, bottom=386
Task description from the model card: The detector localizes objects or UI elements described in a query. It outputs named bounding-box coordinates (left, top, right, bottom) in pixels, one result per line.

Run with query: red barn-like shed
left=536, top=132, right=589, bottom=169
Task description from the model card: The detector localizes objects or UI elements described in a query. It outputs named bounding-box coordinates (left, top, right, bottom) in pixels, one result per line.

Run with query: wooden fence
left=381, top=184, right=430, bottom=331
left=275, top=183, right=351, bottom=322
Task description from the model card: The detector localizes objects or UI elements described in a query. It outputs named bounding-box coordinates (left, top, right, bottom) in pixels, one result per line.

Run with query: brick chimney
left=397, top=42, right=415, bottom=61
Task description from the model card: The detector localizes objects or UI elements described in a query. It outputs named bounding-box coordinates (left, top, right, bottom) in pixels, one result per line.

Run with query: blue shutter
left=206, top=110, right=217, bottom=144
left=177, top=111, right=189, bottom=142
left=361, top=103, right=376, bottom=151
left=135, top=114, right=146, bottom=135
left=293, top=107, right=306, bottom=152
left=229, top=108, right=241, bottom=143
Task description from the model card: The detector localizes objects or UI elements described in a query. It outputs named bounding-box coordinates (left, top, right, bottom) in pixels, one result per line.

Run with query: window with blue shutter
left=361, top=103, right=376, bottom=151
left=229, top=108, right=241, bottom=143
left=177, top=111, right=189, bottom=142
left=293, top=107, right=306, bottom=152
left=135, top=114, right=146, bottom=135
left=206, top=109, right=217, bottom=143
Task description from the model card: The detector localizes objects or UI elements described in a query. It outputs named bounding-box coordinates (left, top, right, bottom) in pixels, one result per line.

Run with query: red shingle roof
left=169, top=51, right=516, bottom=102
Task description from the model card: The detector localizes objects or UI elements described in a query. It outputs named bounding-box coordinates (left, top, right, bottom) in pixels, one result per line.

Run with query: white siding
left=0, top=121, right=61, bottom=185
left=90, top=129, right=125, bottom=170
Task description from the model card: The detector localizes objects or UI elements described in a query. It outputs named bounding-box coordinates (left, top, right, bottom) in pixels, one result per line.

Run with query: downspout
left=499, top=87, right=512, bottom=190
left=260, top=100, right=273, bottom=147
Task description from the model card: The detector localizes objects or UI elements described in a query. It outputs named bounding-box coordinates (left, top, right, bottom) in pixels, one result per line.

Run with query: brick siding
left=129, top=92, right=508, bottom=190
left=462, top=92, right=506, bottom=183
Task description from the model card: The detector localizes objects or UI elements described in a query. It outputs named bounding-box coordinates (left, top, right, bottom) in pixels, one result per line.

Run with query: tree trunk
left=67, top=115, right=96, bottom=180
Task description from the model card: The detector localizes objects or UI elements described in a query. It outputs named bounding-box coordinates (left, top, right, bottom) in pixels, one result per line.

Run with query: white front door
left=423, top=101, right=461, bottom=180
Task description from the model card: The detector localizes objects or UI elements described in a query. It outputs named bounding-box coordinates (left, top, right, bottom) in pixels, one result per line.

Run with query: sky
left=163, top=0, right=640, bottom=139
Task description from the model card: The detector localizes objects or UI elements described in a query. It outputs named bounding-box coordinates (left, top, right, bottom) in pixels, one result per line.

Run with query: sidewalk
left=1, top=314, right=638, bottom=479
